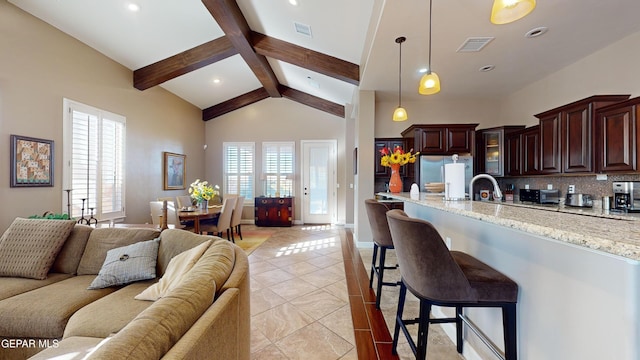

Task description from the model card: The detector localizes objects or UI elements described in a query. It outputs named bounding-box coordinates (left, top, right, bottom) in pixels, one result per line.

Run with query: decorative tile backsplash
left=497, top=174, right=640, bottom=198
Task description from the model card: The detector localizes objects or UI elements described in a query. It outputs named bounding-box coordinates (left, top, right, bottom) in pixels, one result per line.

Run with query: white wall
left=0, top=1, right=205, bottom=230
left=203, top=98, right=349, bottom=225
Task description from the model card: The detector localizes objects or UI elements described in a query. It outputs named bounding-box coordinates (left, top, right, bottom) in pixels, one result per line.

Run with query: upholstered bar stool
left=386, top=209, right=519, bottom=360
left=364, top=199, right=400, bottom=309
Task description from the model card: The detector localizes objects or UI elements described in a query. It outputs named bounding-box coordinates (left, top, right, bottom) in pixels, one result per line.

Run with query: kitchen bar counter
left=381, top=192, right=640, bottom=261
left=380, top=192, right=640, bottom=360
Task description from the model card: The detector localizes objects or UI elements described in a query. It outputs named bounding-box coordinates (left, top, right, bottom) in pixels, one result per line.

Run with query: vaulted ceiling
left=9, top=0, right=640, bottom=121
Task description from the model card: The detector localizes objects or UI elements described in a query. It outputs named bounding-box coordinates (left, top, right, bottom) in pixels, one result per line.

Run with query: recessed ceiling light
left=212, top=78, right=221, bottom=84
left=289, top=0, right=299, bottom=5
left=479, top=65, right=495, bottom=72
left=127, top=3, right=140, bottom=12
left=418, top=68, right=428, bottom=74
left=525, top=27, right=548, bottom=38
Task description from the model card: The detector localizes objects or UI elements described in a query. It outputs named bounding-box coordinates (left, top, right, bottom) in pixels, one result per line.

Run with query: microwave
left=519, top=189, right=561, bottom=204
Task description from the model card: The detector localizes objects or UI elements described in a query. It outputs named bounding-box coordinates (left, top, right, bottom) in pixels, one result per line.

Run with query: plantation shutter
left=224, top=142, right=254, bottom=203
left=263, top=142, right=294, bottom=197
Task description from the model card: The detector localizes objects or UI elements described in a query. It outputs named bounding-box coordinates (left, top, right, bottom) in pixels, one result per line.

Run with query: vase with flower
left=188, top=179, right=220, bottom=210
left=379, top=146, right=419, bottom=193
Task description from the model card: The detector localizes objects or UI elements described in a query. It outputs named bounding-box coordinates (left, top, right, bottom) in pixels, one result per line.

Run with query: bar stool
left=364, top=199, right=400, bottom=309
left=386, top=209, right=518, bottom=360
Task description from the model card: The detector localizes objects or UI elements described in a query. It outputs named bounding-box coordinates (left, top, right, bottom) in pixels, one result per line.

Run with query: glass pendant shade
left=418, top=71, right=441, bottom=95
left=393, top=107, right=408, bottom=121
left=491, top=0, right=536, bottom=25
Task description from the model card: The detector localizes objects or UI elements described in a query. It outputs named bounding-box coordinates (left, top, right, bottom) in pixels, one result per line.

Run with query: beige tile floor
left=247, top=225, right=463, bottom=360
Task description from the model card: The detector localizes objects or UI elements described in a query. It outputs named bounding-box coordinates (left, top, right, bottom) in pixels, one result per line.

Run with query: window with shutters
left=63, top=99, right=125, bottom=221
left=263, top=142, right=294, bottom=197
left=223, top=142, right=254, bottom=203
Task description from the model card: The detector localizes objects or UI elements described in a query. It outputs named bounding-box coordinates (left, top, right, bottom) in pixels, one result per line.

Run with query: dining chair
left=149, top=201, right=163, bottom=225
left=230, top=195, right=245, bottom=242
left=176, top=195, right=193, bottom=209
left=150, top=201, right=190, bottom=230
left=199, top=197, right=237, bottom=241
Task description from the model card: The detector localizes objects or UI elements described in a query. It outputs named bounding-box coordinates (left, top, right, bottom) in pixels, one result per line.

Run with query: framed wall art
left=163, top=152, right=186, bottom=190
left=10, top=135, right=54, bottom=187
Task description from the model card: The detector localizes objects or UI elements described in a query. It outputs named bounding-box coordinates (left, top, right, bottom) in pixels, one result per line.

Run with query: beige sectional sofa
left=0, top=218, right=250, bottom=360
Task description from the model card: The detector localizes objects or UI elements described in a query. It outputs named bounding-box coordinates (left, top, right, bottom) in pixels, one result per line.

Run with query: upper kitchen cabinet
left=401, top=124, right=478, bottom=155
left=476, top=126, right=525, bottom=177
left=595, top=97, right=640, bottom=173
left=535, top=95, right=630, bottom=174
left=521, top=126, right=541, bottom=176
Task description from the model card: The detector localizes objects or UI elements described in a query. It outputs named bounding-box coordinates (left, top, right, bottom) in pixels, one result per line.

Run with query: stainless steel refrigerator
left=419, top=155, right=474, bottom=194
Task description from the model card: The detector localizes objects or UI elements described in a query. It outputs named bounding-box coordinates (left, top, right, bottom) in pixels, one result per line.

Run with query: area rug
left=233, top=228, right=274, bottom=254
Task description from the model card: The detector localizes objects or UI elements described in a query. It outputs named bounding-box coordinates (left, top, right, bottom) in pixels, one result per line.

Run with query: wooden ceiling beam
left=133, top=36, right=237, bottom=90
left=202, top=88, right=269, bottom=120
left=279, top=85, right=345, bottom=118
left=201, top=0, right=281, bottom=98
left=252, top=32, right=360, bottom=86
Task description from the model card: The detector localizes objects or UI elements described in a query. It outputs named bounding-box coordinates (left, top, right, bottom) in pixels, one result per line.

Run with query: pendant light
left=418, top=0, right=440, bottom=95
left=490, top=0, right=536, bottom=25
left=393, top=36, right=408, bottom=122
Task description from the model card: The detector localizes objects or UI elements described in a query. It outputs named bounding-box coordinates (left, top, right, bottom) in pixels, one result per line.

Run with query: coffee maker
left=612, top=182, right=640, bottom=212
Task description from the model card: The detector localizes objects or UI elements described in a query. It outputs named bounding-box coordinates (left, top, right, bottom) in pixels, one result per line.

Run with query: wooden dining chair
left=230, top=195, right=245, bottom=242
left=199, top=197, right=237, bottom=241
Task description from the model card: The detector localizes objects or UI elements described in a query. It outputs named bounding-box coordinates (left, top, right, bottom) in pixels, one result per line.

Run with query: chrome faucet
left=469, top=174, right=503, bottom=201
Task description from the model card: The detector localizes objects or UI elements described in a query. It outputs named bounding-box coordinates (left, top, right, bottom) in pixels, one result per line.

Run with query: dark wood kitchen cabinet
left=401, top=124, right=478, bottom=155
left=535, top=95, right=630, bottom=174
left=476, top=126, right=526, bottom=176
left=505, top=130, right=523, bottom=176
left=596, top=97, right=640, bottom=172
left=255, top=197, right=293, bottom=227
left=375, top=138, right=408, bottom=177
left=521, top=126, right=541, bottom=175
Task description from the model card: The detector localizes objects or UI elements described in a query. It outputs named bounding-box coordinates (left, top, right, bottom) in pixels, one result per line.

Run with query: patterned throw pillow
left=88, top=238, right=160, bottom=289
left=0, top=218, right=77, bottom=280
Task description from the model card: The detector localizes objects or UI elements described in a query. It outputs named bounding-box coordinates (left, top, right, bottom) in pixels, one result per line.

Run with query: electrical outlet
left=596, top=174, right=608, bottom=181
left=525, top=184, right=530, bottom=189
left=568, top=185, right=575, bottom=193
left=547, top=184, right=553, bottom=190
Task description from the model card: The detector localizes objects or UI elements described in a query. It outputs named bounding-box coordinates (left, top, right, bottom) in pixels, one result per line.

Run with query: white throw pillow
left=88, top=238, right=160, bottom=289
left=135, top=240, right=211, bottom=301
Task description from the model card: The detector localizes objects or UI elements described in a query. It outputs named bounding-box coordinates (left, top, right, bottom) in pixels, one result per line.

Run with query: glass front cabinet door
left=484, top=131, right=502, bottom=176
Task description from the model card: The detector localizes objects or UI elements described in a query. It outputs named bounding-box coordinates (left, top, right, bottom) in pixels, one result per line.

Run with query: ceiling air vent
left=456, top=37, right=494, bottom=52
left=293, top=21, right=313, bottom=38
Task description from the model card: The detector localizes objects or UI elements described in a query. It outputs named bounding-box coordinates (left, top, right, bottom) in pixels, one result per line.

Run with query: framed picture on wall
left=163, top=152, right=186, bottom=190
left=10, top=134, right=54, bottom=187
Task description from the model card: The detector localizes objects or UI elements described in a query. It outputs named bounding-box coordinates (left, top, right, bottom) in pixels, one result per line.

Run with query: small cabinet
left=401, top=124, right=478, bottom=155
left=375, top=138, right=408, bottom=178
left=538, top=113, right=562, bottom=174
left=505, top=131, right=522, bottom=176
left=521, top=126, right=541, bottom=176
left=476, top=126, right=525, bottom=176
left=255, top=197, right=293, bottom=227
left=596, top=98, right=640, bottom=172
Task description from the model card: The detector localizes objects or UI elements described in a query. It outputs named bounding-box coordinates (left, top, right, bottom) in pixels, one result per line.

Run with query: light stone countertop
left=380, top=192, right=640, bottom=261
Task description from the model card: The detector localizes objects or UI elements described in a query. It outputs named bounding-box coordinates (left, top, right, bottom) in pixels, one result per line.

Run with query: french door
left=301, top=140, right=337, bottom=224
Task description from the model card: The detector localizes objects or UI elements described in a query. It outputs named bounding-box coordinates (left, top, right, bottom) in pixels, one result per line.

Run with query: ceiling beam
left=279, top=85, right=345, bottom=118
left=133, top=37, right=237, bottom=90
left=201, top=0, right=281, bottom=98
left=252, top=32, right=360, bottom=86
left=202, top=88, right=269, bottom=120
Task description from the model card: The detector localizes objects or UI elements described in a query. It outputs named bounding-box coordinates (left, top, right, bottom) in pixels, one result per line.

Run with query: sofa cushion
left=77, top=228, right=161, bottom=275
left=0, top=275, right=116, bottom=338
left=0, top=218, right=76, bottom=280
left=88, top=238, right=160, bottom=289
left=87, top=275, right=216, bottom=359
left=136, top=239, right=211, bottom=301
left=51, top=224, right=93, bottom=274
left=64, top=280, right=156, bottom=339
left=0, top=273, right=73, bottom=301
left=156, top=229, right=212, bottom=277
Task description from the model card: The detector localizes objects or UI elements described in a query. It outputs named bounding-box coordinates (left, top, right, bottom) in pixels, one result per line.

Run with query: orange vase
left=388, top=163, right=403, bottom=193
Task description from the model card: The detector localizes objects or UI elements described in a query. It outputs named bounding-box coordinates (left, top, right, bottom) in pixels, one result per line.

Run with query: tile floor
left=246, top=225, right=464, bottom=360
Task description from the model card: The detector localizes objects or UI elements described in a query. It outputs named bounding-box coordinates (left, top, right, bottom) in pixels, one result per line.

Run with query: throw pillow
left=88, top=238, right=160, bottom=290
left=135, top=240, right=211, bottom=301
left=0, top=218, right=76, bottom=280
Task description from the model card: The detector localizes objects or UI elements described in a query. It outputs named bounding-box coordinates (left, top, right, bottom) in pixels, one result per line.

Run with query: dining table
left=177, top=205, right=222, bottom=234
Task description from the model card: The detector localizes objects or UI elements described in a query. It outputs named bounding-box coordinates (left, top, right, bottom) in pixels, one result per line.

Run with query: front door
left=301, top=140, right=336, bottom=224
